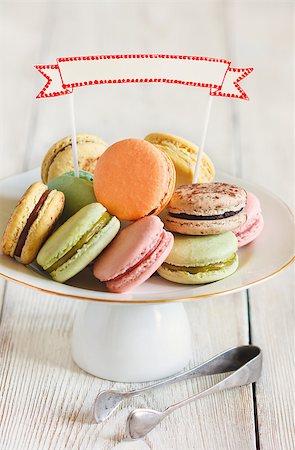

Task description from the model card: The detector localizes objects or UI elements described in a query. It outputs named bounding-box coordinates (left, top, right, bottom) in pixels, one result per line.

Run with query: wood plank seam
left=247, top=289, right=261, bottom=450
left=0, top=280, right=7, bottom=327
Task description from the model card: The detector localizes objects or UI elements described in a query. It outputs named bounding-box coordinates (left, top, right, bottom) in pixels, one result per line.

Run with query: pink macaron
left=233, top=192, right=264, bottom=247
left=93, top=216, right=174, bottom=293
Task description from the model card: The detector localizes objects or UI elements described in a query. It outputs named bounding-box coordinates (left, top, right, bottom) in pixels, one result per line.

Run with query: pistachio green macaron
left=157, top=231, right=238, bottom=284
left=37, top=203, right=120, bottom=283
left=48, top=171, right=96, bottom=222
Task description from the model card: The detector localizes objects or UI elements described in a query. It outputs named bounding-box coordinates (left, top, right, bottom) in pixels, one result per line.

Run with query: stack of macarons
left=2, top=132, right=116, bottom=282
left=1, top=134, right=178, bottom=292
left=1, top=179, right=121, bottom=282
left=91, top=138, right=176, bottom=291
left=158, top=182, right=247, bottom=284
left=1, top=131, right=264, bottom=294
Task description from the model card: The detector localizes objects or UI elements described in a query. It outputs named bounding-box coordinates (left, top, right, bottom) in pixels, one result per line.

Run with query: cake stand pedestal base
left=72, top=300, right=192, bottom=382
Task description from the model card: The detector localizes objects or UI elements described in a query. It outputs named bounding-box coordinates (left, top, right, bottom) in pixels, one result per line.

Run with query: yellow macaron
left=144, top=132, right=215, bottom=188
left=41, top=133, right=108, bottom=183
left=1, top=182, right=64, bottom=264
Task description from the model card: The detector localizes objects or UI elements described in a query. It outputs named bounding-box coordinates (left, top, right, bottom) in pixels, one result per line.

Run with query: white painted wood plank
left=0, top=284, right=255, bottom=450
left=233, top=3, right=294, bottom=450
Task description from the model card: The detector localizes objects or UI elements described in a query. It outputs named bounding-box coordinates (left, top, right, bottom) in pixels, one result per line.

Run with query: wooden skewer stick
left=192, top=95, right=213, bottom=184
left=69, top=92, right=79, bottom=177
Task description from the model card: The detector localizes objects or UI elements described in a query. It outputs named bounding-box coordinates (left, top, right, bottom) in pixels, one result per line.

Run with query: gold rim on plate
left=0, top=254, right=294, bottom=304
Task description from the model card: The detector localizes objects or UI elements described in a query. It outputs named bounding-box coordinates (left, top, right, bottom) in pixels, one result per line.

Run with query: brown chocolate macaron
left=165, top=182, right=247, bottom=235
left=1, top=182, right=64, bottom=264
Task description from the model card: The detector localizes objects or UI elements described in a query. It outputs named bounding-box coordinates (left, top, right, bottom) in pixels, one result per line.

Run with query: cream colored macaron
left=1, top=182, right=64, bottom=264
left=144, top=132, right=215, bottom=188
left=41, top=133, right=108, bottom=183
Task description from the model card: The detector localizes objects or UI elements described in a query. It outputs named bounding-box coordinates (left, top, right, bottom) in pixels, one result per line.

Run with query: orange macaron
left=93, top=138, right=176, bottom=221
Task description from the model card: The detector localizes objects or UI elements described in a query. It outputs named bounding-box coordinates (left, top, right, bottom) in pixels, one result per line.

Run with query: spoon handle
left=165, top=351, right=262, bottom=416
left=128, top=345, right=260, bottom=397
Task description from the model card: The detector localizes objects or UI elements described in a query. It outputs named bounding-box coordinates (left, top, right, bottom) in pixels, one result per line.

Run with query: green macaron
left=66, top=170, right=94, bottom=182
left=157, top=231, right=238, bottom=284
left=37, top=203, right=120, bottom=283
left=48, top=171, right=96, bottom=222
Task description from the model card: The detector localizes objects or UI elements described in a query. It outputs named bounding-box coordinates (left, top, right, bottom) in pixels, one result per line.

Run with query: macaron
left=144, top=132, right=215, bottom=188
left=66, top=170, right=94, bottom=182
left=48, top=171, right=97, bottom=222
left=165, top=182, right=247, bottom=235
left=93, top=216, right=174, bottom=293
left=37, top=203, right=120, bottom=283
left=233, top=192, right=264, bottom=247
left=157, top=232, right=238, bottom=284
left=93, top=138, right=176, bottom=221
left=41, top=133, right=107, bottom=183
left=1, top=182, right=64, bottom=264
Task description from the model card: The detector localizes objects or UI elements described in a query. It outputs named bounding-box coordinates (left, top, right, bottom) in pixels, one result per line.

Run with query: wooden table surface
left=0, top=2, right=294, bottom=449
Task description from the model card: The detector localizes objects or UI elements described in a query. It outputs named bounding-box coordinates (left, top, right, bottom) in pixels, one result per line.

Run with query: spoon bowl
left=94, top=390, right=128, bottom=423
left=127, top=409, right=164, bottom=440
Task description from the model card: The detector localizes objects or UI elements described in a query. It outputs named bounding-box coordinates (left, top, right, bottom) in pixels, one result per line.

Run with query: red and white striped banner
left=35, top=54, right=253, bottom=100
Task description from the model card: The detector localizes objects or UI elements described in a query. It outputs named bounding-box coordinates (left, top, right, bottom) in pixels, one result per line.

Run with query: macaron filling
left=14, top=189, right=51, bottom=258
left=45, top=212, right=111, bottom=273
left=162, top=254, right=237, bottom=274
left=168, top=208, right=244, bottom=221
left=105, top=231, right=165, bottom=283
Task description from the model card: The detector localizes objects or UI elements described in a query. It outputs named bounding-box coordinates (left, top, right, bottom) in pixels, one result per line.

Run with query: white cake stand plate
left=0, top=169, right=294, bottom=381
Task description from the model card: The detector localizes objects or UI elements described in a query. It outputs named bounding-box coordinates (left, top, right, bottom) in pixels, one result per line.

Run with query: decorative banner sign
left=35, top=54, right=253, bottom=100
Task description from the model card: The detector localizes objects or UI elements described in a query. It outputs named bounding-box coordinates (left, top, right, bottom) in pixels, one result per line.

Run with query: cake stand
left=0, top=169, right=294, bottom=382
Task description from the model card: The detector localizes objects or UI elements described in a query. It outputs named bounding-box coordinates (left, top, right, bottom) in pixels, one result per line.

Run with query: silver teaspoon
left=94, top=345, right=261, bottom=424
left=127, top=345, right=262, bottom=439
